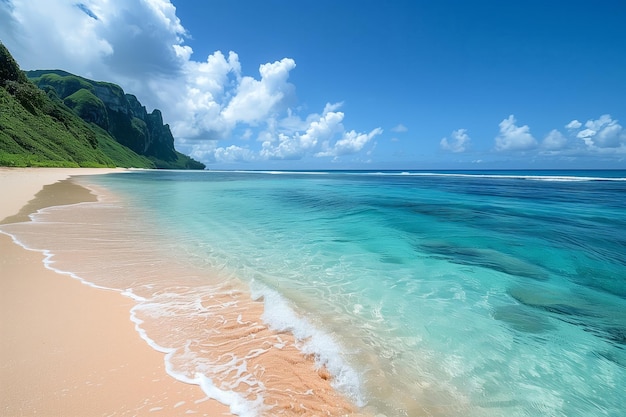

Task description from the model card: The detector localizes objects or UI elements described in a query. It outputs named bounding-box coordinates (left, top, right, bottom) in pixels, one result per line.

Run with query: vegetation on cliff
left=0, top=43, right=204, bottom=169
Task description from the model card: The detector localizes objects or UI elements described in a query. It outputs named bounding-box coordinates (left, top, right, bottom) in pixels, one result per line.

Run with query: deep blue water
left=79, top=170, right=626, bottom=416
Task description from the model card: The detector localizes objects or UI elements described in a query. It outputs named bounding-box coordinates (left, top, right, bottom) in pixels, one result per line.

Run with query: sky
left=1, top=0, right=625, bottom=169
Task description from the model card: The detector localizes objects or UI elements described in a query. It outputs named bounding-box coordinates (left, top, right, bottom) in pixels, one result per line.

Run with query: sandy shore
left=0, top=168, right=232, bottom=416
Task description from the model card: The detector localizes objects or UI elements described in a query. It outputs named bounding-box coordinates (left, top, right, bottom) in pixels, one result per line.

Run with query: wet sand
left=0, top=168, right=233, bottom=416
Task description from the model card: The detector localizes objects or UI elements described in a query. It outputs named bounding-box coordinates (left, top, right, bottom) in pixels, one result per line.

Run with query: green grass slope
left=0, top=43, right=155, bottom=168
left=27, top=70, right=206, bottom=170
left=0, top=86, right=113, bottom=167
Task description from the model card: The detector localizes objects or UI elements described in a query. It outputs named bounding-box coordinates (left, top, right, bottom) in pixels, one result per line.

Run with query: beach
left=0, top=168, right=362, bottom=417
left=2, top=168, right=624, bottom=417
left=0, top=168, right=233, bottom=416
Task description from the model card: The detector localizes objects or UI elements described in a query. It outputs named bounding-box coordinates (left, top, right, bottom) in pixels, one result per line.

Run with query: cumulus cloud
left=168, top=50, right=243, bottom=140
left=260, top=108, right=343, bottom=160
left=221, top=58, right=296, bottom=126
left=566, top=120, right=582, bottom=130
left=575, top=114, right=624, bottom=148
left=440, top=129, right=471, bottom=153
left=214, top=145, right=256, bottom=163
left=537, top=115, right=626, bottom=156
left=541, top=129, right=568, bottom=150
left=494, top=115, right=537, bottom=152
left=0, top=0, right=380, bottom=165
left=328, top=127, right=383, bottom=157
left=258, top=104, right=382, bottom=160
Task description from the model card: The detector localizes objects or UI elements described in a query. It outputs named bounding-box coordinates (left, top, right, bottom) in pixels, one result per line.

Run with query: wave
left=212, top=170, right=331, bottom=175
left=249, top=281, right=365, bottom=407
left=0, top=197, right=364, bottom=417
left=207, top=170, right=626, bottom=182
left=357, top=171, right=626, bottom=182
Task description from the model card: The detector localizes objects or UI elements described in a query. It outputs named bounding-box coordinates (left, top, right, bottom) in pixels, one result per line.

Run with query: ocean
left=3, top=170, right=625, bottom=416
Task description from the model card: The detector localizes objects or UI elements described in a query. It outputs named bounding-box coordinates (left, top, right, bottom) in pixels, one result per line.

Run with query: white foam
left=249, top=280, right=366, bottom=407
left=121, top=288, right=146, bottom=302
left=363, top=171, right=626, bottom=182
left=197, top=374, right=266, bottom=417
left=214, top=170, right=330, bottom=175
left=206, top=170, right=626, bottom=182
left=129, top=301, right=267, bottom=417
left=2, top=215, right=267, bottom=417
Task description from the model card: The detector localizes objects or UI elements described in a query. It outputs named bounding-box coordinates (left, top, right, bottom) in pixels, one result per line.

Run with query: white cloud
left=260, top=108, right=342, bottom=160
left=584, top=114, right=613, bottom=132
left=169, top=50, right=242, bottom=139
left=576, top=128, right=596, bottom=147
left=178, top=139, right=218, bottom=163
left=0, top=0, right=380, bottom=165
left=566, top=120, right=582, bottom=130
left=221, top=58, right=296, bottom=126
left=440, top=129, right=471, bottom=153
left=214, top=145, right=256, bottom=163
left=0, top=0, right=114, bottom=74
left=541, top=129, right=568, bottom=150
left=538, top=115, right=626, bottom=157
left=260, top=109, right=342, bottom=160
left=259, top=104, right=382, bottom=160
left=575, top=114, right=624, bottom=148
left=391, top=124, right=408, bottom=133
left=595, top=123, right=623, bottom=148
left=328, top=128, right=383, bottom=156
left=494, top=115, right=537, bottom=152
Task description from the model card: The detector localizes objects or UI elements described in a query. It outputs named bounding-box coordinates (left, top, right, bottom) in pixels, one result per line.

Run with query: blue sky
left=1, top=0, right=625, bottom=169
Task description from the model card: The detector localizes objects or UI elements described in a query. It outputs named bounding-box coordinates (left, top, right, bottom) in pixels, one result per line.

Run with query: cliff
left=0, top=43, right=151, bottom=168
left=26, top=69, right=204, bottom=169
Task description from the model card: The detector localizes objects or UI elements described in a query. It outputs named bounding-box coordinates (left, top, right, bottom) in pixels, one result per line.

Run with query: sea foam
left=250, top=280, right=366, bottom=407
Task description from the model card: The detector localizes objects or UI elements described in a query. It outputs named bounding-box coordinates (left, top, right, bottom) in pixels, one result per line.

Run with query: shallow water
left=3, top=170, right=625, bottom=416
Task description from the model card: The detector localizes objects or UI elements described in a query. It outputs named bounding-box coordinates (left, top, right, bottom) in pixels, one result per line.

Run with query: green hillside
left=27, top=70, right=205, bottom=169
left=0, top=43, right=204, bottom=169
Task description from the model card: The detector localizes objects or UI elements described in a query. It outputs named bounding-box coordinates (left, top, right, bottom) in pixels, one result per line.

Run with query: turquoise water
left=10, top=170, right=626, bottom=416
left=81, top=169, right=625, bottom=416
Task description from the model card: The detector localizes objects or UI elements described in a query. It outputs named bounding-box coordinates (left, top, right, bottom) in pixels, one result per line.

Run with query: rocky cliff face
left=26, top=70, right=198, bottom=168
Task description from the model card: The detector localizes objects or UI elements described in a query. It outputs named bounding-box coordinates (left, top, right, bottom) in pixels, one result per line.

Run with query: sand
left=0, top=168, right=232, bottom=416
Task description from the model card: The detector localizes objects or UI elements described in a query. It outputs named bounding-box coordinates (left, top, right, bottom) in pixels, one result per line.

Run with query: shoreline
left=0, top=168, right=364, bottom=416
left=0, top=168, right=233, bottom=416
